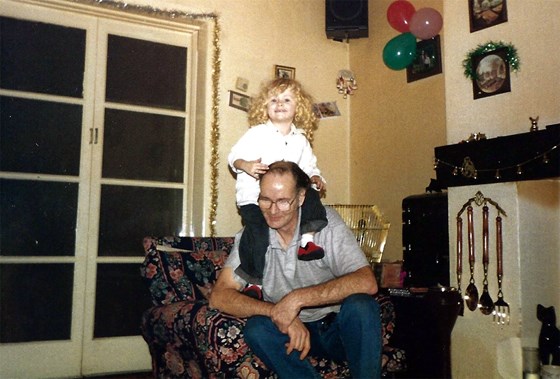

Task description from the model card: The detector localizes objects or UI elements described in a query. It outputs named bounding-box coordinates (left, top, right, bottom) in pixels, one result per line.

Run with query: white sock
left=301, top=233, right=313, bottom=248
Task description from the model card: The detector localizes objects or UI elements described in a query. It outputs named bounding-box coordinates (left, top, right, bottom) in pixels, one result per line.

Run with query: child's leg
left=300, top=187, right=328, bottom=234
left=237, top=204, right=269, bottom=284
left=299, top=189, right=328, bottom=261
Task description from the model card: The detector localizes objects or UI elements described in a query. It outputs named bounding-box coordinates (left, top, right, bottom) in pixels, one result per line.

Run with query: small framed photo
left=469, top=0, right=508, bottom=33
left=274, top=65, right=296, bottom=79
left=229, top=90, right=251, bottom=112
left=406, top=35, right=442, bottom=83
left=313, top=101, right=341, bottom=119
left=471, top=47, right=511, bottom=100
left=235, top=77, right=249, bottom=92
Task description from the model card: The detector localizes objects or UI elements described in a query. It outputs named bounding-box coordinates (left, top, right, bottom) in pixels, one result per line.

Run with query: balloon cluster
left=383, top=0, right=443, bottom=70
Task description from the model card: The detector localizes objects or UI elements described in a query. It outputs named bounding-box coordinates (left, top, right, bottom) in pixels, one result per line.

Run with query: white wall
left=144, top=0, right=353, bottom=236
left=444, top=0, right=560, bottom=143
left=448, top=181, right=560, bottom=379
left=350, top=0, right=446, bottom=262
left=443, top=1, right=560, bottom=378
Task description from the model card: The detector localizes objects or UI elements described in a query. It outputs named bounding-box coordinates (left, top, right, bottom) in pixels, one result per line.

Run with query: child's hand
left=310, top=175, right=326, bottom=191
left=243, top=158, right=269, bottom=179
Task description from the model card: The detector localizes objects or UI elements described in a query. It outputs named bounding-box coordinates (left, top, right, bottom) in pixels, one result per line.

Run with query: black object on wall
left=434, top=124, right=559, bottom=188
left=402, top=192, right=450, bottom=288
left=390, top=288, right=462, bottom=378
left=326, top=0, right=369, bottom=41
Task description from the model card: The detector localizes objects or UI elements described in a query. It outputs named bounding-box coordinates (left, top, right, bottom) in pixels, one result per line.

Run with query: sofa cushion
left=141, top=236, right=234, bottom=305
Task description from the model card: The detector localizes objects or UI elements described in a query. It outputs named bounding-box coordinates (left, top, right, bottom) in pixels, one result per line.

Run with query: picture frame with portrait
left=471, top=47, right=511, bottom=99
left=274, top=65, right=296, bottom=79
left=229, top=90, right=251, bottom=111
left=406, top=35, right=442, bottom=83
left=469, top=0, right=508, bottom=33
left=313, top=101, right=341, bottom=119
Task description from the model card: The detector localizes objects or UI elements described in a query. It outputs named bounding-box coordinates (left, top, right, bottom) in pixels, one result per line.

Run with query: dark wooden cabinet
left=390, top=288, right=462, bottom=379
left=402, top=192, right=450, bottom=288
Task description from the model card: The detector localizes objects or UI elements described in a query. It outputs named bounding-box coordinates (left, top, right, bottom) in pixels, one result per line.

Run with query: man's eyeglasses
left=257, top=195, right=297, bottom=211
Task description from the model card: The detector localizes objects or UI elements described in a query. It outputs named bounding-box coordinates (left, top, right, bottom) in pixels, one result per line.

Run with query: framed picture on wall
left=406, top=35, right=442, bottom=83
left=313, top=101, right=341, bottom=119
left=229, top=90, right=251, bottom=111
left=274, top=65, right=296, bottom=79
left=471, top=47, right=511, bottom=99
left=469, top=0, right=508, bottom=33
left=235, top=77, right=249, bottom=92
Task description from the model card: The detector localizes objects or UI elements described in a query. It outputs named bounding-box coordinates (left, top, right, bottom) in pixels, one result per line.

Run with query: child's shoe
left=298, top=242, right=325, bottom=261
left=242, top=284, right=263, bottom=300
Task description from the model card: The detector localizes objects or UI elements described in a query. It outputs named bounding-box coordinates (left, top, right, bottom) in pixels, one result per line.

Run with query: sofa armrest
left=141, top=237, right=198, bottom=306
left=140, top=236, right=235, bottom=306
left=141, top=301, right=210, bottom=377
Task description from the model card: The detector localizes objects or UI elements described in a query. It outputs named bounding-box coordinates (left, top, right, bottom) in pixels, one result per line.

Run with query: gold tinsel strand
left=208, top=18, right=221, bottom=237
left=70, top=0, right=222, bottom=235
left=71, top=0, right=220, bottom=21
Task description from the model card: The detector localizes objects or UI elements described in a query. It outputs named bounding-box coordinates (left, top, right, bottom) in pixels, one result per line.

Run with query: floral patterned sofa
left=140, top=236, right=406, bottom=378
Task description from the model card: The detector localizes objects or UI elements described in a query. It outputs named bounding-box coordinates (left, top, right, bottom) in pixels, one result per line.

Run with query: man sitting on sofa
left=210, top=160, right=382, bottom=378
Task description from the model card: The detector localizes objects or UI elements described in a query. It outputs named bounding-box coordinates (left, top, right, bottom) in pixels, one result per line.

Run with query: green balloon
left=382, top=32, right=417, bottom=70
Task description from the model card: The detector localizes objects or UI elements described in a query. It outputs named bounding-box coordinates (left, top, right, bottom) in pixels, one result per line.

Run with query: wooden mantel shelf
left=434, top=124, right=559, bottom=188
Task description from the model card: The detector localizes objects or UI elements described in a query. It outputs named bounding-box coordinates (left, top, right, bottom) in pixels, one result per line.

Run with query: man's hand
left=285, top=318, right=311, bottom=360
left=270, top=292, right=301, bottom=333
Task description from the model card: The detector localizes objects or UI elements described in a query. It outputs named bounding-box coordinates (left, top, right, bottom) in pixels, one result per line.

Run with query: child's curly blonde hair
left=247, top=78, right=318, bottom=143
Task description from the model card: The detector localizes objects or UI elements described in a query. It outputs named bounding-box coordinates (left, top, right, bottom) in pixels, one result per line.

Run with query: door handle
left=89, top=128, right=99, bottom=144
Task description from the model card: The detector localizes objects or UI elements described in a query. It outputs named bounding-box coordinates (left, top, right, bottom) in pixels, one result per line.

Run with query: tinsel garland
left=70, top=0, right=222, bottom=235
left=208, top=19, right=221, bottom=237
left=462, top=41, right=520, bottom=80
left=434, top=143, right=558, bottom=180
left=70, top=0, right=220, bottom=20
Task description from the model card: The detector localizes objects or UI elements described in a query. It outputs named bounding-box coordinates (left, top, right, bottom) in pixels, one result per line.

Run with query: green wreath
left=463, top=41, right=520, bottom=80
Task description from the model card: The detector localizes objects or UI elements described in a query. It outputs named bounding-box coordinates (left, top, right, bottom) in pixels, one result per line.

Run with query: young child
left=228, top=78, right=327, bottom=285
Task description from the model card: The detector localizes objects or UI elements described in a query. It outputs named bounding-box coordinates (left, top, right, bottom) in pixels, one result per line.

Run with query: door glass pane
left=0, top=16, right=85, bottom=98
left=98, top=185, right=182, bottom=257
left=102, top=109, right=185, bottom=182
left=93, top=263, right=153, bottom=338
left=0, top=179, right=78, bottom=257
left=0, top=263, right=73, bottom=342
left=0, top=97, right=82, bottom=175
left=106, top=35, right=187, bottom=110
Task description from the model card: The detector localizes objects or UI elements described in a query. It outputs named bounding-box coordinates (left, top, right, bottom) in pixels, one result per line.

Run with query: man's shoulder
left=324, top=205, right=346, bottom=227
left=321, top=206, right=359, bottom=244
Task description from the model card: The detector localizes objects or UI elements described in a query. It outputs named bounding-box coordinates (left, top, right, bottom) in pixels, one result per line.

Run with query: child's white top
left=228, top=120, right=323, bottom=206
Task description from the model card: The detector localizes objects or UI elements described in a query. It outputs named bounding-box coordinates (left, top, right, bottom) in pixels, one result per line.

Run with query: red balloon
left=387, top=0, right=416, bottom=33
left=410, top=7, right=443, bottom=40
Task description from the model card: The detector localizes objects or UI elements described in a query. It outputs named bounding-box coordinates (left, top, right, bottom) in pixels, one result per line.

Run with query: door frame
left=0, top=1, right=200, bottom=377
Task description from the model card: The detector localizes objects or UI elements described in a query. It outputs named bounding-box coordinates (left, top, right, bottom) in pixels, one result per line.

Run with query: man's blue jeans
left=244, top=293, right=382, bottom=378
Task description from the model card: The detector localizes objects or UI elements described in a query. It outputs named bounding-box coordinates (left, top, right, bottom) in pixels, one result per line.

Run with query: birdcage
left=327, top=204, right=390, bottom=265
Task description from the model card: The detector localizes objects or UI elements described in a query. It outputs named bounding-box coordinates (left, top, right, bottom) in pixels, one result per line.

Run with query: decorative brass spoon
left=456, top=216, right=465, bottom=316
left=478, top=206, right=494, bottom=315
left=465, top=277, right=479, bottom=311
left=465, top=206, right=479, bottom=311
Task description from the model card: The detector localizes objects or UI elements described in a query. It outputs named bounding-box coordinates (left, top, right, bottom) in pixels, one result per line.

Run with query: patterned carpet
left=85, top=372, right=152, bottom=379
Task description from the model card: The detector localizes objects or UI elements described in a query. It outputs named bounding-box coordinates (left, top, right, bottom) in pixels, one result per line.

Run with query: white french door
left=0, top=1, right=199, bottom=377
